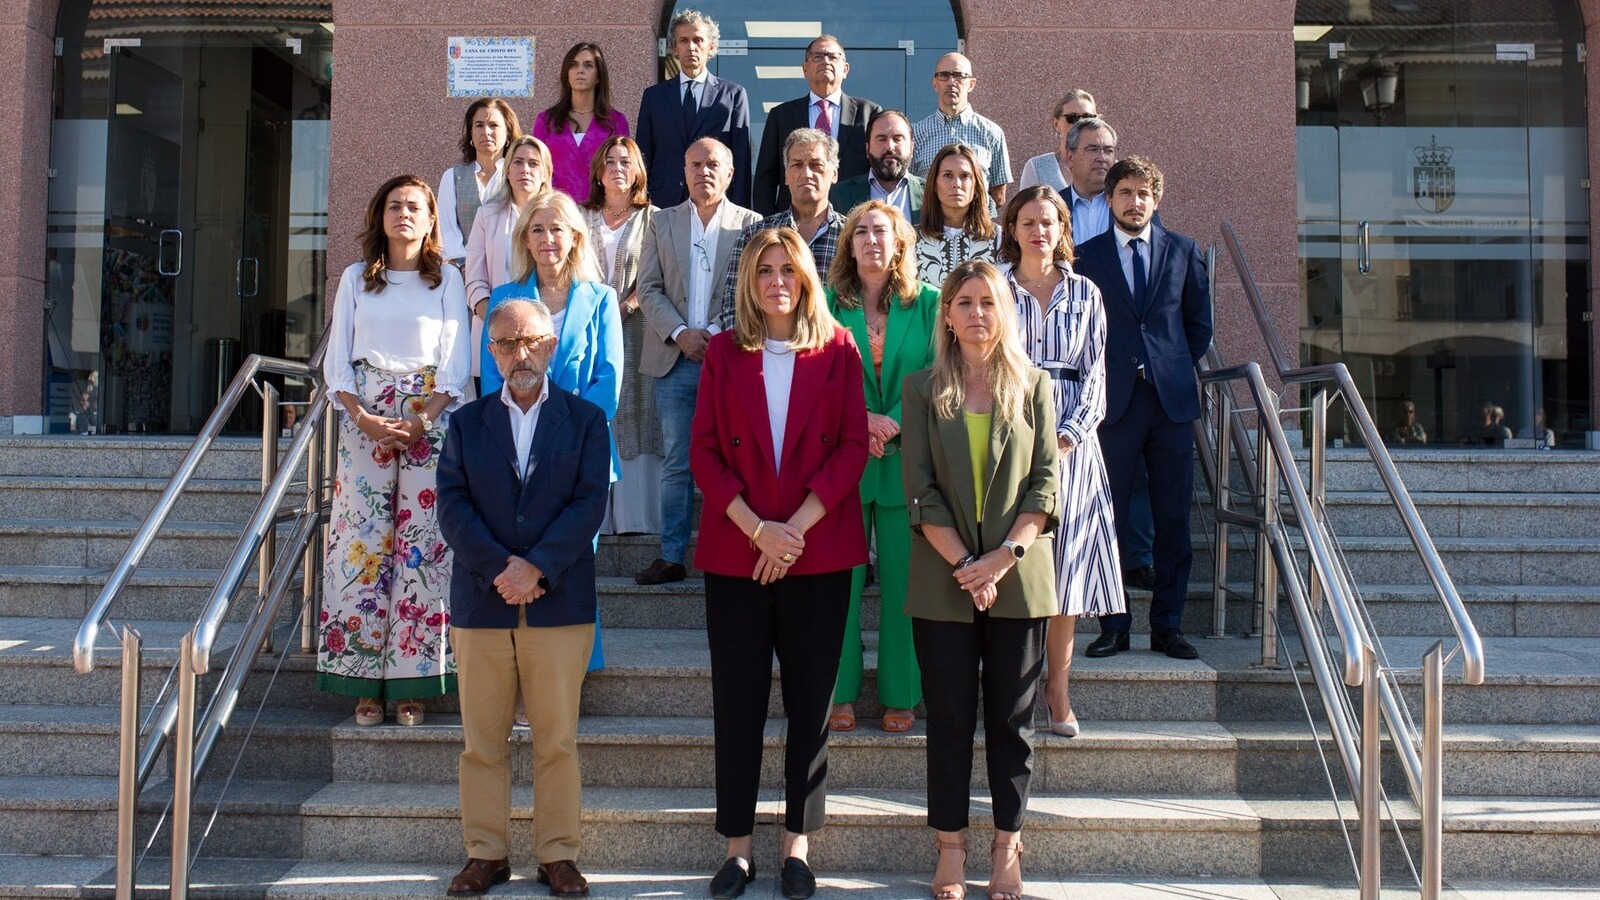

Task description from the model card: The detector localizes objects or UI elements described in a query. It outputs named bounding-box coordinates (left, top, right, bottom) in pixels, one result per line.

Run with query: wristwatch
left=413, top=410, right=434, bottom=432
left=1001, top=539, right=1026, bottom=560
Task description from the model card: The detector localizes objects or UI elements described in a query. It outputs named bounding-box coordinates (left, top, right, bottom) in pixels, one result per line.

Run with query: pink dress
left=532, top=109, right=631, bottom=202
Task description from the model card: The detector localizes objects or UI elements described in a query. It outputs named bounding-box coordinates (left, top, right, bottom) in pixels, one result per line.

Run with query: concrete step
left=0, top=519, right=293, bottom=571
left=1327, top=584, right=1600, bottom=639
left=0, top=566, right=272, bottom=620
left=0, top=476, right=269, bottom=523
left=1316, top=449, right=1600, bottom=494
left=10, top=857, right=1595, bottom=900
left=1324, top=536, right=1600, bottom=586
left=1321, top=490, right=1600, bottom=539
left=0, top=436, right=270, bottom=480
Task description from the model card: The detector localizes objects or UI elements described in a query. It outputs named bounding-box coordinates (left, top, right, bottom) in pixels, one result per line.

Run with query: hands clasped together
left=749, top=519, right=806, bottom=585
left=356, top=410, right=430, bottom=452
left=866, top=412, right=900, bottom=459
left=953, top=549, right=1017, bottom=612
left=495, top=556, right=546, bottom=605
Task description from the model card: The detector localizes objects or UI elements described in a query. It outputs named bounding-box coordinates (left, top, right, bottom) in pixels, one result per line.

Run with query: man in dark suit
left=437, top=299, right=612, bottom=898
left=830, top=108, right=924, bottom=224
left=751, top=35, right=881, bottom=215
left=636, top=10, right=752, bottom=209
left=1073, top=157, right=1213, bottom=661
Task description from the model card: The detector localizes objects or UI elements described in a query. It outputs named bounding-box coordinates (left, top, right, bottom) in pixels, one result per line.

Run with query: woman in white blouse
left=580, top=136, right=661, bottom=535
left=437, top=98, right=520, bottom=265
left=320, top=175, right=473, bottom=728
left=916, top=143, right=999, bottom=287
left=465, top=135, right=553, bottom=385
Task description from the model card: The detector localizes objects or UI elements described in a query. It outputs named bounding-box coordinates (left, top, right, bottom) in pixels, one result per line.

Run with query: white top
left=762, top=338, right=797, bottom=473
left=573, top=129, right=587, bottom=144
left=685, top=200, right=728, bottom=336
left=437, top=160, right=504, bottom=261
left=500, top=376, right=551, bottom=480
left=324, top=262, right=473, bottom=411
left=807, top=89, right=844, bottom=142
left=549, top=307, right=568, bottom=336
left=1114, top=222, right=1155, bottom=297
left=869, top=176, right=913, bottom=222
left=599, top=219, right=625, bottom=284
left=1018, top=153, right=1068, bottom=193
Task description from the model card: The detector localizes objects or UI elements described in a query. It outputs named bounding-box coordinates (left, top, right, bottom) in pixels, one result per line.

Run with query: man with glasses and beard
left=831, top=109, right=924, bottom=224
left=437, top=299, right=613, bottom=897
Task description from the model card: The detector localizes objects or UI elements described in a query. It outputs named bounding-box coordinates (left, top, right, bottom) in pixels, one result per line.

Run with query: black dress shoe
left=1123, top=565, right=1157, bottom=591
left=1152, top=629, right=1199, bottom=660
left=710, top=856, right=755, bottom=899
left=1085, top=630, right=1129, bottom=658
left=780, top=857, right=816, bottom=900
left=635, top=558, right=688, bottom=585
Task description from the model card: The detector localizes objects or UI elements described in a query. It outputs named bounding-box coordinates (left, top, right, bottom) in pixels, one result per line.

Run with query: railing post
left=170, top=632, right=197, bottom=900
left=258, top=383, right=280, bottom=654
left=115, top=626, right=142, bottom=900
left=1211, top=387, right=1233, bottom=638
left=1255, top=400, right=1281, bottom=668
left=301, top=405, right=323, bottom=656
left=1308, top=389, right=1328, bottom=618
left=1421, top=641, right=1444, bottom=900
left=1360, top=643, right=1382, bottom=900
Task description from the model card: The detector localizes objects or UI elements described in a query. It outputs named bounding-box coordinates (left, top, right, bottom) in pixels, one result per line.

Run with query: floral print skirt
left=317, top=362, right=456, bottom=700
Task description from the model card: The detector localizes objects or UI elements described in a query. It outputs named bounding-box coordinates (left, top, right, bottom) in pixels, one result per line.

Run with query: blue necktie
left=1131, top=237, right=1148, bottom=313
left=682, top=81, right=697, bottom=131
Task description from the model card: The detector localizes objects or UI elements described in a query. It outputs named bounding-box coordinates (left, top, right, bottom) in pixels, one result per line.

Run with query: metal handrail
left=1221, top=220, right=1484, bottom=686
left=73, top=350, right=325, bottom=675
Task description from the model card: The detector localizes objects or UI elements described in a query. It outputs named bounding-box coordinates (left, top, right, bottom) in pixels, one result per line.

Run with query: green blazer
left=831, top=173, right=926, bottom=224
left=900, top=368, right=1060, bottom=622
left=827, top=283, right=941, bottom=507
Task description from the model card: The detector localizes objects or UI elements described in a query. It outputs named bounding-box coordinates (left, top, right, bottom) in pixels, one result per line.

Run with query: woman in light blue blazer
left=483, top=190, right=623, bottom=671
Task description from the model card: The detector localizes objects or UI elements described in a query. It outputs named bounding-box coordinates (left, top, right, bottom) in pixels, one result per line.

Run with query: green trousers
left=834, top=500, right=922, bottom=709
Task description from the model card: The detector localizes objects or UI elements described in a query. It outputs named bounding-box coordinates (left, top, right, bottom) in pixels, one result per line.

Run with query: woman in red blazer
left=691, top=226, right=869, bottom=900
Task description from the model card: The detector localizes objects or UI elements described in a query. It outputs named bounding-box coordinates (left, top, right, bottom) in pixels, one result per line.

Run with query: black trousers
left=914, top=612, right=1047, bottom=833
left=705, top=569, right=851, bottom=837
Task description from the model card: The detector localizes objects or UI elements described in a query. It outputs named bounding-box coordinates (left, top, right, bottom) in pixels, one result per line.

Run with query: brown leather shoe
left=634, top=557, right=687, bottom=585
left=537, top=860, right=590, bottom=897
left=447, top=858, right=510, bottom=896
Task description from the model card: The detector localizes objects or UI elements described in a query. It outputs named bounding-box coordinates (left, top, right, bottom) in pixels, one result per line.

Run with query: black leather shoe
left=710, top=857, right=755, bottom=899
left=635, top=558, right=688, bottom=585
left=1152, top=629, right=1199, bottom=660
left=780, top=857, right=816, bottom=900
left=1123, top=565, right=1157, bottom=591
left=1085, top=630, right=1129, bottom=658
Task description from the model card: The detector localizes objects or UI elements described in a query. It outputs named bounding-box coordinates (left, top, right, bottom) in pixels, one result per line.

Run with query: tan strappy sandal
left=986, top=836, right=1023, bottom=900
left=932, top=834, right=967, bottom=900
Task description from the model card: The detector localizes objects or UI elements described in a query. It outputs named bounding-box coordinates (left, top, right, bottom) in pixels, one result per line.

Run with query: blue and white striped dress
left=1006, top=262, right=1126, bottom=617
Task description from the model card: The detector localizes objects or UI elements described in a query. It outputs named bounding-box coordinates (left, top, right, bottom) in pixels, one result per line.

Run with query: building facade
left=0, top=0, right=1593, bottom=449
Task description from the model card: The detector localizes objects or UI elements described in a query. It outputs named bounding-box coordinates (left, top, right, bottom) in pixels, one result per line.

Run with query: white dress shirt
left=672, top=199, right=728, bottom=341
left=807, top=90, right=844, bottom=142
left=1114, top=222, right=1155, bottom=298
left=501, top=375, right=551, bottom=480
left=870, top=176, right=913, bottom=221
left=680, top=72, right=709, bottom=108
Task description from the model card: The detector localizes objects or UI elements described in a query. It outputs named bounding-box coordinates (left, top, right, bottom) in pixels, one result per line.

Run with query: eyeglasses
left=1060, top=112, right=1098, bottom=124
left=806, top=51, right=844, bottom=63
left=1069, top=143, right=1117, bottom=158
left=933, top=71, right=973, bottom=82
left=490, top=335, right=556, bottom=354
left=693, top=239, right=711, bottom=272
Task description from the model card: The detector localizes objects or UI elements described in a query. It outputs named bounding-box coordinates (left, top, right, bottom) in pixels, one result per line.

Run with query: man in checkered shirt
left=910, top=51, right=1013, bottom=209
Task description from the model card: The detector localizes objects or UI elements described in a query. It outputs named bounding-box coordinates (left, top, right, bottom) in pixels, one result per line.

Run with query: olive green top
left=964, top=411, right=991, bottom=522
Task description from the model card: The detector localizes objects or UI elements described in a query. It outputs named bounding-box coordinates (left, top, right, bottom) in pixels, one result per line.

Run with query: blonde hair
left=491, top=135, right=552, bottom=206
left=827, top=201, right=920, bottom=311
left=511, top=191, right=603, bottom=285
left=732, top=228, right=836, bottom=354
left=928, top=259, right=1034, bottom=422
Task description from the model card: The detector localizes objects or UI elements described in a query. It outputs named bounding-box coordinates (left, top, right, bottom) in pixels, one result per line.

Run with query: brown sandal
left=883, top=709, right=916, bottom=733
left=932, top=835, right=967, bottom=900
left=986, top=837, right=1023, bottom=900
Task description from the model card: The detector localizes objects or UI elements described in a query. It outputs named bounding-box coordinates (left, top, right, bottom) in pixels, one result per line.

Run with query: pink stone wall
left=0, top=0, right=59, bottom=420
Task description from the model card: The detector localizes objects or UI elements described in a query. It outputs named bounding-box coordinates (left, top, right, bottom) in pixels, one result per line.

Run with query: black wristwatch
left=953, top=553, right=979, bottom=571
left=1001, top=539, right=1026, bottom=560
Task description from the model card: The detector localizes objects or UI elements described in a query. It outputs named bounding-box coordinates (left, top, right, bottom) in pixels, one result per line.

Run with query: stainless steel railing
left=1202, top=222, right=1484, bottom=899
left=79, top=339, right=334, bottom=900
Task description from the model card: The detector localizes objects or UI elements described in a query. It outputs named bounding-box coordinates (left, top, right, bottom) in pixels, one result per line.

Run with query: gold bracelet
left=749, top=519, right=765, bottom=546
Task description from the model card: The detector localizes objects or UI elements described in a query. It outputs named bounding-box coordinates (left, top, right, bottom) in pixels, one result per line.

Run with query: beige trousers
left=454, top=621, right=594, bottom=862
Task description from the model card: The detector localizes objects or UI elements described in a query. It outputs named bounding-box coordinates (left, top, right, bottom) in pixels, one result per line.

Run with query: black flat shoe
left=710, top=856, right=755, bottom=899
left=1085, top=630, right=1129, bottom=658
left=1152, top=629, right=1199, bottom=660
left=780, top=857, right=816, bottom=900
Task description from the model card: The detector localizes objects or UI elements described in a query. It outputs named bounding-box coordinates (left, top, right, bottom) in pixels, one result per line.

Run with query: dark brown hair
left=543, top=42, right=618, bottom=135
left=918, top=143, right=994, bottom=240
left=584, top=136, right=651, bottom=210
left=1104, top=155, right=1165, bottom=201
left=457, top=98, right=521, bottom=164
left=359, top=175, right=445, bottom=293
left=997, top=185, right=1075, bottom=266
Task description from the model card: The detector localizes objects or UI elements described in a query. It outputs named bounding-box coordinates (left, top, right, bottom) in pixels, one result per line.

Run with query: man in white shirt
left=752, top=35, right=882, bottom=215
left=636, top=138, right=763, bottom=585
left=636, top=10, right=753, bottom=209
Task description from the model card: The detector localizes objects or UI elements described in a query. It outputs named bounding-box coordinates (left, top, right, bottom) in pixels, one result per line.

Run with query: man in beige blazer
left=635, top=137, right=762, bottom=585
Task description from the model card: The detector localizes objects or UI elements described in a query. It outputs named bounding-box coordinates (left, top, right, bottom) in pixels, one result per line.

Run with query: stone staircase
left=0, top=436, right=1597, bottom=898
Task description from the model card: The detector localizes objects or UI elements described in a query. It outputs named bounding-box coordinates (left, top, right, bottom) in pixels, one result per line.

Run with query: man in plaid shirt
left=910, top=51, right=1013, bottom=209
left=716, top=128, right=844, bottom=330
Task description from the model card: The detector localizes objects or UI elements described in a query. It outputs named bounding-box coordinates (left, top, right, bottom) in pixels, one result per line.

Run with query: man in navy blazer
left=751, top=35, right=881, bottom=215
left=1073, top=156, right=1213, bottom=661
left=436, top=299, right=611, bottom=897
left=636, top=10, right=752, bottom=209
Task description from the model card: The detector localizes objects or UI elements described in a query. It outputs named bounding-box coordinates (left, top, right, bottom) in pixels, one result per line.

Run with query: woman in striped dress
left=998, top=185, right=1124, bottom=738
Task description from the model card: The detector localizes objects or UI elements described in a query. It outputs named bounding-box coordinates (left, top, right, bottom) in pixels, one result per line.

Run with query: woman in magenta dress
left=532, top=42, right=630, bottom=201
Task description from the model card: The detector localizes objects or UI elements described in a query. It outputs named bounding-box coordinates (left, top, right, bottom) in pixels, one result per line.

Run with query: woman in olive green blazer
left=899, top=259, right=1059, bottom=900
left=825, top=201, right=941, bottom=734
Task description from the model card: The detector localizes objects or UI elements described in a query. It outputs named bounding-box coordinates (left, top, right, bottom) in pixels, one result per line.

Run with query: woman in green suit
left=901, top=259, right=1059, bottom=900
left=825, top=200, right=941, bottom=734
